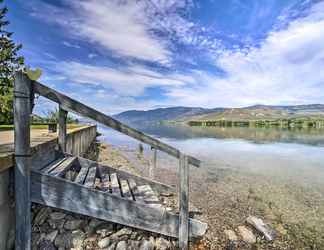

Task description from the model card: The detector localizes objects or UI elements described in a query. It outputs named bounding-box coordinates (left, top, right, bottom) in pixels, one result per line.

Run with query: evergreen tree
left=0, top=0, right=24, bottom=124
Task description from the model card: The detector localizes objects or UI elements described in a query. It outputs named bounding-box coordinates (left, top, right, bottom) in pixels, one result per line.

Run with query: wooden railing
left=14, top=72, right=201, bottom=250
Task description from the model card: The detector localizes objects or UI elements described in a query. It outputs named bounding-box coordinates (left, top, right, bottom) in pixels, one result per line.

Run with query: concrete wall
left=0, top=125, right=97, bottom=250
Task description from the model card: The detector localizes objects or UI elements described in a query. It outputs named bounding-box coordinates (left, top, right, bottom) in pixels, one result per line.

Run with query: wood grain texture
left=74, top=167, right=89, bottom=185
left=78, top=157, right=174, bottom=194
left=14, top=71, right=32, bottom=250
left=33, top=81, right=200, bottom=167
left=58, top=106, right=68, bottom=152
left=48, top=156, right=77, bottom=177
left=30, top=170, right=207, bottom=238
left=179, top=154, right=189, bottom=250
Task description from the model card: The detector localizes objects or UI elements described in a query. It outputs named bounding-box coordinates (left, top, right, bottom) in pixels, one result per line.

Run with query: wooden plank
left=74, top=167, right=89, bottom=185
left=110, top=173, right=121, bottom=196
left=128, top=179, right=140, bottom=201
left=40, top=157, right=66, bottom=174
left=100, top=173, right=111, bottom=192
left=179, top=154, right=189, bottom=250
left=49, top=156, right=77, bottom=177
left=120, top=179, right=133, bottom=200
left=84, top=166, right=97, bottom=188
left=33, top=81, right=200, bottom=167
left=78, top=157, right=175, bottom=194
left=31, top=171, right=207, bottom=238
left=58, top=106, right=68, bottom=152
left=14, top=71, right=32, bottom=250
left=137, top=185, right=162, bottom=208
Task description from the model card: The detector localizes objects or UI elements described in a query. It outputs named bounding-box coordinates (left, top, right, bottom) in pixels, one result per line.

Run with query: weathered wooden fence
left=14, top=71, right=201, bottom=250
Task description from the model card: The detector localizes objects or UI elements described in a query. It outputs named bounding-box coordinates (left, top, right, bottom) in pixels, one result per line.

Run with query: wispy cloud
left=62, top=41, right=81, bottom=49
left=166, top=1, right=324, bottom=107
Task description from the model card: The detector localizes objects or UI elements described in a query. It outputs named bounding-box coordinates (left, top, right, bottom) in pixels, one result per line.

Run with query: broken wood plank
left=137, top=185, right=162, bottom=208
left=40, top=157, right=66, bottom=174
left=100, top=174, right=111, bottom=192
left=33, top=80, right=200, bottom=167
left=74, top=167, right=89, bottom=185
left=31, top=171, right=208, bottom=238
left=49, top=157, right=77, bottom=177
left=78, top=157, right=175, bottom=194
left=120, top=179, right=133, bottom=200
left=110, top=173, right=121, bottom=196
left=84, top=166, right=97, bottom=188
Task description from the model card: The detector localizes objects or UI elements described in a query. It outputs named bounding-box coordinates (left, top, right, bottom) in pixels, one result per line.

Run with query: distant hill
left=113, top=104, right=324, bottom=124
left=186, top=104, right=324, bottom=121
left=113, top=107, right=225, bottom=124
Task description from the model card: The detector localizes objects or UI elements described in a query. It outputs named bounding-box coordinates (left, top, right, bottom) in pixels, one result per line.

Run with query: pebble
left=64, top=219, right=84, bottom=230
left=224, top=229, right=238, bottom=241
left=140, top=239, right=155, bottom=250
left=238, top=226, right=256, bottom=244
left=98, top=237, right=111, bottom=248
left=115, top=240, right=127, bottom=250
left=155, top=237, right=171, bottom=250
left=71, top=230, right=86, bottom=248
left=49, top=212, right=66, bottom=221
left=45, top=230, right=59, bottom=242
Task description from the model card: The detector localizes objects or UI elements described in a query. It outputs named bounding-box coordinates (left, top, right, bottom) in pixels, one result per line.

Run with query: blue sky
left=6, top=0, right=324, bottom=114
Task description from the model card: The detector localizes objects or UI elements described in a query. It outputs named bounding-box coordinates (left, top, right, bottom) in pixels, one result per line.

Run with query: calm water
left=98, top=123, right=324, bottom=187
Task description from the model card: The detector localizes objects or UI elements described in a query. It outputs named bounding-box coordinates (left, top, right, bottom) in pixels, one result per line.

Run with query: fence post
left=179, top=153, right=189, bottom=250
left=14, top=71, right=32, bottom=250
left=149, top=147, right=157, bottom=179
left=58, top=106, right=67, bottom=152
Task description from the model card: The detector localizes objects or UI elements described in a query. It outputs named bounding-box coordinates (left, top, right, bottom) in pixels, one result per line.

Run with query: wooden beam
left=14, top=71, right=32, bottom=250
left=58, top=106, right=67, bottom=152
left=32, top=81, right=200, bottom=167
left=179, top=154, right=189, bottom=250
left=30, top=171, right=207, bottom=238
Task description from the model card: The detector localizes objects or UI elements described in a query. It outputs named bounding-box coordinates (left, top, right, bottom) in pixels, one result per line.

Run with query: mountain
left=186, top=104, right=324, bottom=121
left=113, top=104, right=324, bottom=124
left=113, top=107, right=225, bottom=124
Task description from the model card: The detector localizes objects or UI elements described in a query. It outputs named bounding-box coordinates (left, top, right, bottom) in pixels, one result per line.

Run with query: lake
left=98, top=123, right=324, bottom=249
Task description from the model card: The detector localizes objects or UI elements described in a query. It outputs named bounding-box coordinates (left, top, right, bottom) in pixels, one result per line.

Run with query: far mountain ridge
left=113, top=104, right=324, bottom=124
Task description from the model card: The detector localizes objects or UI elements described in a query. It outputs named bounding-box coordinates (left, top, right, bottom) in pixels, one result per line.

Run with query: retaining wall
left=0, top=125, right=97, bottom=250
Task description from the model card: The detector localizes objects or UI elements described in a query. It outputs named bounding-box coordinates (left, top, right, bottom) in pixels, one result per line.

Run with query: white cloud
left=164, top=1, right=324, bottom=108
left=50, top=61, right=192, bottom=96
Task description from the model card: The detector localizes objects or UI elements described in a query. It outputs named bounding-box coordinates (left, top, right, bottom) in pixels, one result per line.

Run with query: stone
left=140, top=239, right=155, bottom=250
left=33, top=207, right=51, bottom=225
left=98, top=237, right=111, bottom=248
left=115, top=240, right=127, bottom=250
left=54, top=233, right=72, bottom=249
left=45, top=230, right=59, bottom=242
left=50, top=212, right=66, bottom=221
left=64, top=219, right=84, bottom=231
left=246, top=216, right=277, bottom=241
left=155, top=237, right=171, bottom=250
left=224, top=230, right=238, bottom=241
left=38, top=239, right=56, bottom=250
left=110, top=227, right=132, bottom=239
left=71, top=230, right=85, bottom=248
left=48, top=218, right=65, bottom=230
left=238, top=226, right=256, bottom=244
left=128, top=240, right=140, bottom=249
left=96, top=228, right=114, bottom=238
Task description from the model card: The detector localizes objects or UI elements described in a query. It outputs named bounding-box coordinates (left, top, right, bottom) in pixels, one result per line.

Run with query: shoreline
left=94, top=139, right=324, bottom=249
